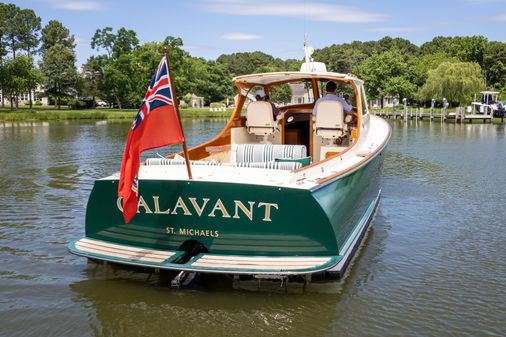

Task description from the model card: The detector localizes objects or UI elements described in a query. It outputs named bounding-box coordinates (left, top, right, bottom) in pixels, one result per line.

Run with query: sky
left=7, top=0, right=506, bottom=66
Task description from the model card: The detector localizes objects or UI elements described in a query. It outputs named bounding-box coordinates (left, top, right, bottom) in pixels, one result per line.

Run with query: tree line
left=1, top=2, right=505, bottom=110
left=314, top=36, right=505, bottom=106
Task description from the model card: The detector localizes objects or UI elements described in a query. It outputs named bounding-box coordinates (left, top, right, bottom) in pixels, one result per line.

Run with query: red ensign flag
left=118, top=56, right=184, bottom=223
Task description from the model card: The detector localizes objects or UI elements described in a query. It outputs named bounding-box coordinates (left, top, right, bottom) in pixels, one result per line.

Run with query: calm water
left=0, top=118, right=505, bottom=337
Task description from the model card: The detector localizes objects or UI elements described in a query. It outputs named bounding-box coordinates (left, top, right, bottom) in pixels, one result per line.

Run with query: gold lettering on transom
left=138, top=196, right=153, bottom=214
left=208, top=199, right=231, bottom=218
left=117, top=197, right=123, bottom=212
left=188, top=197, right=210, bottom=216
left=171, top=197, right=192, bottom=216
left=233, top=200, right=255, bottom=221
left=257, top=202, right=279, bottom=222
left=153, top=196, right=170, bottom=214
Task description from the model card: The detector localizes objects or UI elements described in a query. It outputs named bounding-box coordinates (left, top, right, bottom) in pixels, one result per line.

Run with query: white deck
left=103, top=115, right=390, bottom=190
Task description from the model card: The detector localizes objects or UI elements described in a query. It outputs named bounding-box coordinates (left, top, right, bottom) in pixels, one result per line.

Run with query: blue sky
left=8, top=0, right=506, bottom=66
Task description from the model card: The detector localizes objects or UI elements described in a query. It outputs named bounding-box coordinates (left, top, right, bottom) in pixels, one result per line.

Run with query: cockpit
left=170, top=72, right=371, bottom=173
left=232, top=74, right=368, bottom=163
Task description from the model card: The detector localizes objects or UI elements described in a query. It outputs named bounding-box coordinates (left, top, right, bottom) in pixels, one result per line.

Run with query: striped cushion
left=223, top=161, right=302, bottom=170
left=235, top=144, right=307, bottom=163
left=145, top=158, right=300, bottom=170
left=145, top=158, right=219, bottom=166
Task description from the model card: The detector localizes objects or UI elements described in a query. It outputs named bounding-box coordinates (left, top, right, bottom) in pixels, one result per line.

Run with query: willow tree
left=419, top=62, right=484, bottom=106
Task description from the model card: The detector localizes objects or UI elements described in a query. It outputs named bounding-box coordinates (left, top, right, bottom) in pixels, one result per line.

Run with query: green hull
left=84, top=158, right=380, bottom=256
left=69, top=152, right=383, bottom=275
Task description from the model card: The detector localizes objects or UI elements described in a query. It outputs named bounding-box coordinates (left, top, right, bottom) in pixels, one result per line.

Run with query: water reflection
left=70, top=264, right=345, bottom=337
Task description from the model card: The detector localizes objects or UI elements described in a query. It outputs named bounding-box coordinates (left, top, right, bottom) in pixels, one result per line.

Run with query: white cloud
left=49, top=0, right=105, bottom=11
left=203, top=0, right=387, bottom=23
left=221, top=33, right=261, bottom=41
left=497, top=13, right=506, bottom=20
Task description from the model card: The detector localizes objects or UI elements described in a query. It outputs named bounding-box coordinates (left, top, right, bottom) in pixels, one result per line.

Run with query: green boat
left=69, top=48, right=391, bottom=282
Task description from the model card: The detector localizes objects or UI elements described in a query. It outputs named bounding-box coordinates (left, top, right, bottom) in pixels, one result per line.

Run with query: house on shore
left=1, top=86, right=49, bottom=107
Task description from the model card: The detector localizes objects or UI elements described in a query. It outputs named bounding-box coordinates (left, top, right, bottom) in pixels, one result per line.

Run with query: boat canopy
left=233, top=71, right=363, bottom=87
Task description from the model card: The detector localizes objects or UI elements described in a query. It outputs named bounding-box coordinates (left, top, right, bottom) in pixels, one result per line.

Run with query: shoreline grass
left=0, top=107, right=233, bottom=121
left=1, top=106, right=504, bottom=124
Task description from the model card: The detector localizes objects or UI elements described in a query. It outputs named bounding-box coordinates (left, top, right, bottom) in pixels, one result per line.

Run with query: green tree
left=421, top=36, right=487, bottom=66
left=314, top=38, right=418, bottom=74
left=0, top=4, right=41, bottom=58
left=81, top=56, right=103, bottom=107
left=313, top=43, right=368, bottom=73
left=353, top=50, right=416, bottom=105
left=90, top=27, right=140, bottom=108
left=41, top=20, right=75, bottom=51
left=269, top=83, right=292, bottom=104
left=112, top=27, right=139, bottom=57
left=383, top=76, right=417, bottom=100
left=483, top=41, right=506, bottom=88
left=419, top=62, right=484, bottom=105
left=40, top=44, right=78, bottom=109
left=91, top=27, right=139, bottom=58
left=0, top=60, right=6, bottom=107
left=284, top=59, right=302, bottom=71
left=411, top=52, right=459, bottom=87
left=1, top=3, right=21, bottom=58
left=198, top=60, right=234, bottom=104
left=100, top=54, right=135, bottom=109
left=14, top=8, right=41, bottom=55
left=373, top=37, right=419, bottom=55
left=1, top=55, right=40, bottom=109
left=129, top=42, right=165, bottom=101
left=0, top=4, right=7, bottom=60
left=91, top=27, right=115, bottom=57
left=217, top=51, right=276, bottom=76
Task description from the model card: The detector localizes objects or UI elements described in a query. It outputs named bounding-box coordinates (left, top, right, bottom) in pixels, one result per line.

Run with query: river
left=0, top=118, right=505, bottom=337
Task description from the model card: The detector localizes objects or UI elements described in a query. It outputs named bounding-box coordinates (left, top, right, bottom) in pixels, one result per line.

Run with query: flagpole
left=163, top=47, right=193, bottom=180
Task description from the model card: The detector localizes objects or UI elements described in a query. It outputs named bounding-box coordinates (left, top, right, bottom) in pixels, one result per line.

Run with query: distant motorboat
left=471, top=91, right=505, bottom=117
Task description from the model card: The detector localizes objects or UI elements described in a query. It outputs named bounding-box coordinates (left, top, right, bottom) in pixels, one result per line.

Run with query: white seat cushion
left=315, top=100, right=345, bottom=139
left=246, top=101, right=278, bottom=136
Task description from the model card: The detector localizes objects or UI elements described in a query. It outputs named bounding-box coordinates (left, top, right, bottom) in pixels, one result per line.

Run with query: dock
left=373, top=108, right=497, bottom=124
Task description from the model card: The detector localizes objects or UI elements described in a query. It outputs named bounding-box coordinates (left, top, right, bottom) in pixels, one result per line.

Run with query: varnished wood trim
left=206, top=144, right=231, bottom=153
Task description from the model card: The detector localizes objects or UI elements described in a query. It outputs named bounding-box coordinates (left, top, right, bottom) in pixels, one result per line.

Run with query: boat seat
left=246, top=101, right=279, bottom=143
left=314, top=100, right=345, bottom=144
left=235, top=144, right=307, bottom=163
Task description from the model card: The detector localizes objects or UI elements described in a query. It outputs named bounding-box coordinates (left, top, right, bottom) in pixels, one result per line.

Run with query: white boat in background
left=471, top=91, right=505, bottom=117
